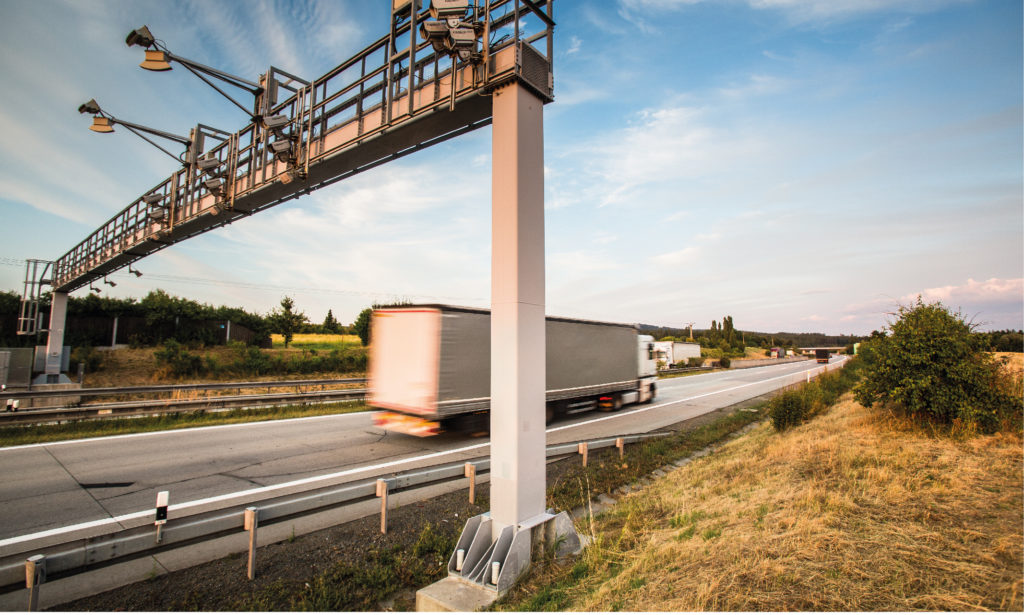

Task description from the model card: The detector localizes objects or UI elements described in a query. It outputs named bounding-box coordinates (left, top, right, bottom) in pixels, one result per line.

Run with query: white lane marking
left=0, top=357, right=845, bottom=548
left=0, top=439, right=490, bottom=549
left=0, top=409, right=374, bottom=452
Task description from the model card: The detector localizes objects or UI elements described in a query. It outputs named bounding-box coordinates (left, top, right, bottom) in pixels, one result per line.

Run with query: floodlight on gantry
left=125, top=25, right=156, bottom=48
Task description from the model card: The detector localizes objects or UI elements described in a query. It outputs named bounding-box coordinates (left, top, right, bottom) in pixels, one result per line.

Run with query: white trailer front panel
left=368, top=308, right=443, bottom=416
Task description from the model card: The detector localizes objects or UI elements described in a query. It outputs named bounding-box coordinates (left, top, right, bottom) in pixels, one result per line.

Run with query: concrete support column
left=44, top=292, right=68, bottom=377
left=490, top=82, right=546, bottom=541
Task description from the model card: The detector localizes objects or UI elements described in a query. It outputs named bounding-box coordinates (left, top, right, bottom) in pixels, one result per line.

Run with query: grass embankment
left=0, top=402, right=368, bottom=447
left=498, top=395, right=1023, bottom=611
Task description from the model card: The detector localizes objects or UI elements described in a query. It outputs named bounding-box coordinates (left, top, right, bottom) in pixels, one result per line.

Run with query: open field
left=270, top=333, right=361, bottom=351
left=995, top=351, right=1024, bottom=375
left=498, top=395, right=1023, bottom=611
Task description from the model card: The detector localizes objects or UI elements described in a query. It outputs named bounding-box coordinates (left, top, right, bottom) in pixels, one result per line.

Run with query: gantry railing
left=46, top=0, right=554, bottom=293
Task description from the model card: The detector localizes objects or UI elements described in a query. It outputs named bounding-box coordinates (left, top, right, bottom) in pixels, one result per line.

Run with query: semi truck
left=815, top=349, right=831, bottom=364
left=369, top=305, right=659, bottom=436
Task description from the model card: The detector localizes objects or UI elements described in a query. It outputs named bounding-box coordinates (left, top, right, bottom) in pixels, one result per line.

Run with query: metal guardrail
left=658, top=366, right=714, bottom=376
left=0, top=388, right=367, bottom=426
left=0, top=431, right=669, bottom=594
left=658, top=355, right=813, bottom=376
left=2, top=377, right=367, bottom=400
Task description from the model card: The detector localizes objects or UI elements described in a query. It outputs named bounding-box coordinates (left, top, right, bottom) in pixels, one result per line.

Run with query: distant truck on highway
left=815, top=349, right=831, bottom=364
left=368, top=305, right=659, bottom=436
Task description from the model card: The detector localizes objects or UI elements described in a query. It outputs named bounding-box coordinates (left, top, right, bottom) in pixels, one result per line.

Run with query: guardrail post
left=25, top=554, right=45, bottom=612
left=578, top=442, right=588, bottom=467
left=464, top=463, right=476, bottom=504
left=615, top=437, right=624, bottom=460
left=376, top=479, right=389, bottom=534
left=244, top=507, right=259, bottom=580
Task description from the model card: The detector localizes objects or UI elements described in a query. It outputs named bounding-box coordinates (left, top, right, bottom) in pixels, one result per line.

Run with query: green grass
left=235, top=519, right=463, bottom=611
left=0, top=402, right=368, bottom=447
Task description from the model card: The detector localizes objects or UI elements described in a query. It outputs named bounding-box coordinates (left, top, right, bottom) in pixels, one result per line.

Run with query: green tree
left=352, top=307, right=373, bottom=346
left=269, top=296, right=308, bottom=348
left=854, top=297, right=1018, bottom=432
left=323, top=309, right=340, bottom=334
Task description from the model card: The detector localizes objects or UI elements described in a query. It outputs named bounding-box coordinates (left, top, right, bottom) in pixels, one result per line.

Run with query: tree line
left=0, top=289, right=375, bottom=349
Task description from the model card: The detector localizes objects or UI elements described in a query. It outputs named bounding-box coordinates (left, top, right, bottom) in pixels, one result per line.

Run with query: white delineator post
left=490, top=81, right=546, bottom=542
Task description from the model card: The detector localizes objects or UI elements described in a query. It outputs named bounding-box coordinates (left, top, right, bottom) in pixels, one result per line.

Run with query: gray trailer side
left=433, top=306, right=639, bottom=416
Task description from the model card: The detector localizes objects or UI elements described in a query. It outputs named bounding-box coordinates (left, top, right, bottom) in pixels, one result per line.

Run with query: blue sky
left=0, top=0, right=1020, bottom=334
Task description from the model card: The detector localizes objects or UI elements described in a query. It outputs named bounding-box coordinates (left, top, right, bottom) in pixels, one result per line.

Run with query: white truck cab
left=635, top=334, right=658, bottom=403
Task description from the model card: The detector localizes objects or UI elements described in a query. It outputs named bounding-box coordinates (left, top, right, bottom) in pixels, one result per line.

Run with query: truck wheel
left=545, top=404, right=555, bottom=424
left=645, top=383, right=657, bottom=403
left=612, top=394, right=624, bottom=411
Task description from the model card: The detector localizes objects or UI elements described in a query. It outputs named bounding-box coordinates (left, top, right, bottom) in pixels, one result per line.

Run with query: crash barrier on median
left=3, top=377, right=367, bottom=402
left=1, top=378, right=368, bottom=426
left=0, top=431, right=671, bottom=607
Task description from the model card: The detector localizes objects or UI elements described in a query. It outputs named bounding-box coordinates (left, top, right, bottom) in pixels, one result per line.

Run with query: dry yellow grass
left=995, top=351, right=1024, bottom=375
left=513, top=396, right=1023, bottom=611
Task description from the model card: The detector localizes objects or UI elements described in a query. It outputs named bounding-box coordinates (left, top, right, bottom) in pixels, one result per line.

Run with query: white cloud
left=900, top=277, right=1024, bottom=308
left=565, top=35, right=582, bottom=55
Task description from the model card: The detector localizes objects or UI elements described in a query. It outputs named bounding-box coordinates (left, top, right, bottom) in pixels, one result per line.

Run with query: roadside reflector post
left=456, top=549, right=465, bottom=572
left=376, top=479, right=390, bottom=534
left=243, top=507, right=259, bottom=580
left=25, top=554, right=45, bottom=612
left=615, top=437, right=624, bottom=459
left=154, top=490, right=169, bottom=543
left=464, top=463, right=477, bottom=504
left=578, top=442, right=588, bottom=467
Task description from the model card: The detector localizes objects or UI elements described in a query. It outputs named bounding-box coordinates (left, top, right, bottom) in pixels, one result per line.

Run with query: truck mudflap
left=373, top=411, right=441, bottom=437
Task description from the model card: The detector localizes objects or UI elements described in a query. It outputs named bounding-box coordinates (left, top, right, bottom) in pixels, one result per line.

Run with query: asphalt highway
left=0, top=357, right=843, bottom=549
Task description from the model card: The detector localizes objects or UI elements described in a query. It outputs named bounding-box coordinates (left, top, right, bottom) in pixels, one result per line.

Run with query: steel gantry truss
left=34, top=0, right=553, bottom=295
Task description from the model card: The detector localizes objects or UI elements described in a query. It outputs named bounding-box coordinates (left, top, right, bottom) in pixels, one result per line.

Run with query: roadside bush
left=719, top=357, right=731, bottom=369
left=70, top=346, right=103, bottom=374
left=854, top=298, right=1019, bottom=433
left=769, top=389, right=813, bottom=430
left=701, top=347, right=723, bottom=360
left=687, top=357, right=704, bottom=367
left=154, top=340, right=204, bottom=377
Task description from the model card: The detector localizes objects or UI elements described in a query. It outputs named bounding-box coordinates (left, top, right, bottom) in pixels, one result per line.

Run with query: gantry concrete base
left=415, top=576, right=497, bottom=612
left=415, top=510, right=582, bottom=611
left=22, top=380, right=80, bottom=408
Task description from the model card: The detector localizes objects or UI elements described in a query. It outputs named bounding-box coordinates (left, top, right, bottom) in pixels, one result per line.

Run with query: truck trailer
left=369, top=305, right=658, bottom=436
left=815, top=349, right=831, bottom=364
